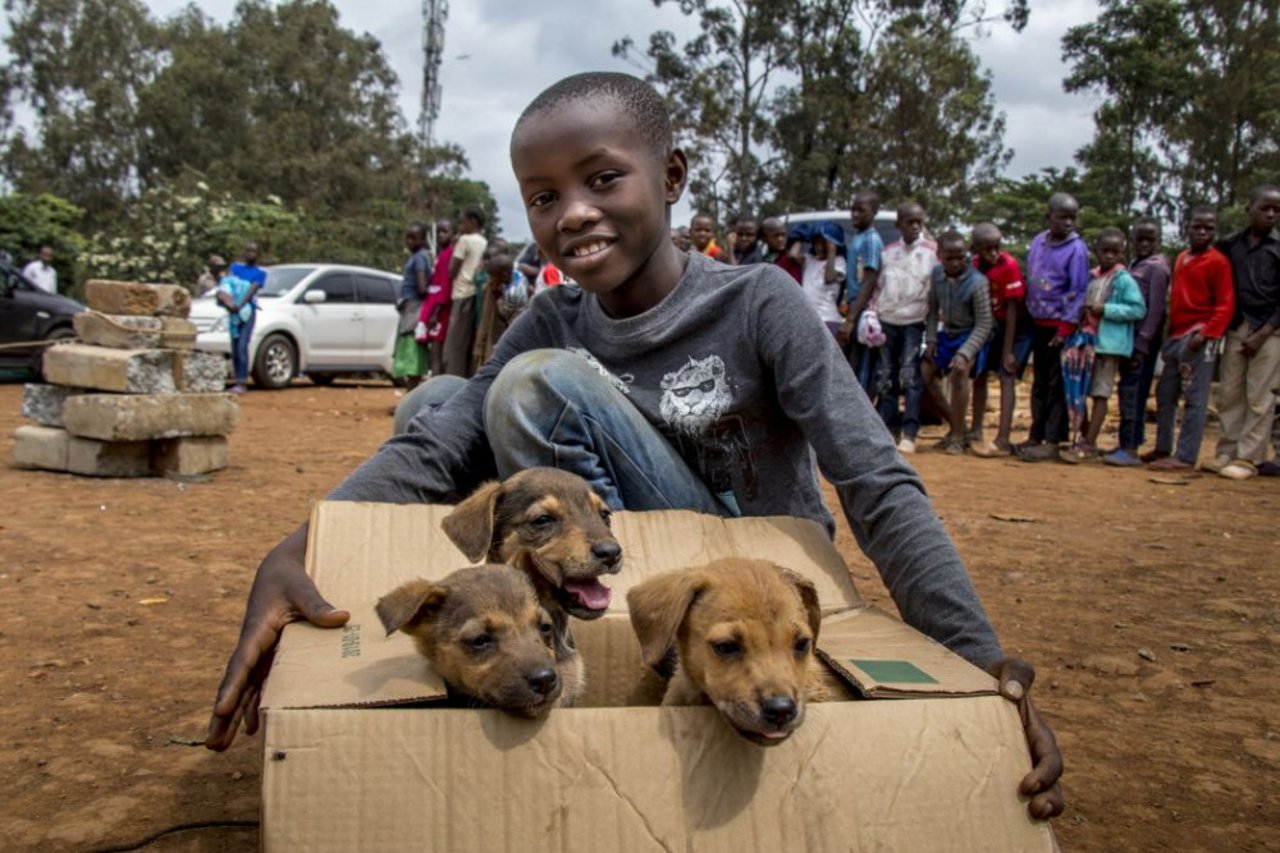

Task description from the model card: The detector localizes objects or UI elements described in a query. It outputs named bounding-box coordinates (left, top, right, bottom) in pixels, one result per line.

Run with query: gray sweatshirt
left=926, top=264, right=994, bottom=363
left=331, top=253, right=1003, bottom=666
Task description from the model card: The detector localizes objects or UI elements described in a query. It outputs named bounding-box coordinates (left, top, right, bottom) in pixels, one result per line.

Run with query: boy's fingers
left=991, top=656, right=1036, bottom=700
left=287, top=576, right=350, bottom=629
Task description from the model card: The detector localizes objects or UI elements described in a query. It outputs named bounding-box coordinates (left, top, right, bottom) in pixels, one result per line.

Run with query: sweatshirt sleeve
left=958, top=275, right=993, bottom=362
left=1135, top=260, right=1170, bottom=354
left=1103, top=270, right=1147, bottom=323
left=1205, top=255, right=1236, bottom=340
left=1065, top=241, right=1091, bottom=326
left=750, top=279, right=1003, bottom=667
left=925, top=272, right=940, bottom=347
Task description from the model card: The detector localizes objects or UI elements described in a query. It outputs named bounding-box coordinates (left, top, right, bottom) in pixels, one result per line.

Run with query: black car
left=0, top=258, right=84, bottom=373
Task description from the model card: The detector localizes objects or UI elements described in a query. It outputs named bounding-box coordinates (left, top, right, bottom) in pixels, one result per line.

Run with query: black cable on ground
left=88, top=819, right=260, bottom=853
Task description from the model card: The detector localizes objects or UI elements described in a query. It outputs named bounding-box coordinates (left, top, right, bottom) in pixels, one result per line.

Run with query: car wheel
left=35, top=326, right=77, bottom=376
left=252, top=334, right=296, bottom=389
left=309, top=373, right=336, bottom=387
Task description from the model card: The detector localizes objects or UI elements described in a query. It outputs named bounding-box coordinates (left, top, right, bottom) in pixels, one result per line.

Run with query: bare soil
left=0, top=380, right=1277, bottom=851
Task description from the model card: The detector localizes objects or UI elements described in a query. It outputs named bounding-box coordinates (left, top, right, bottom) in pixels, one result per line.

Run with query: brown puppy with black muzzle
left=442, top=468, right=622, bottom=704
left=376, top=564, right=565, bottom=716
left=627, top=558, right=823, bottom=746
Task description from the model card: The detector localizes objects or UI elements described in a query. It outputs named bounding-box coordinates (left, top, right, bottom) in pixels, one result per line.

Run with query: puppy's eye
left=531, top=514, right=556, bottom=529
left=711, top=640, right=742, bottom=658
left=599, top=508, right=612, bottom=526
left=466, top=634, right=494, bottom=652
left=794, top=637, right=811, bottom=656
left=539, top=621, right=554, bottom=638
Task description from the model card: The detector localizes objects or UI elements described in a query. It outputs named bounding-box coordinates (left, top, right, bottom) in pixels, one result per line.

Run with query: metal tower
left=419, top=0, right=447, bottom=148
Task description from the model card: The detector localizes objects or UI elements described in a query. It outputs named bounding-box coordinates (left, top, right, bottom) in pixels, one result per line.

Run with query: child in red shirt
left=1148, top=208, right=1235, bottom=469
left=969, top=223, right=1029, bottom=456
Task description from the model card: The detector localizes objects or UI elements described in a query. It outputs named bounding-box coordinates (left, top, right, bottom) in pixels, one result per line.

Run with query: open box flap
left=816, top=608, right=999, bottom=697
left=263, top=501, right=864, bottom=711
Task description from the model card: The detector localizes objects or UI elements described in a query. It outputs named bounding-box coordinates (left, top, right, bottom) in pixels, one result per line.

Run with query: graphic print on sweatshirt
left=658, top=355, right=758, bottom=504
left=569, top=346, right=634, bottom=395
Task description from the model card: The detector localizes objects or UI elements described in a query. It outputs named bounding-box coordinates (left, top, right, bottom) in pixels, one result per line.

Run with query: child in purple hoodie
left=1018, top=193, right=1091, bottom=462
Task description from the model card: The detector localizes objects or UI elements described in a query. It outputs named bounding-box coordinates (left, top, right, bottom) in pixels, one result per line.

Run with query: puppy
left=442, top=468, right=622, bottom=703
left=376, top=564, right=564, bottom=716
left=627, top=558, right=822, bottom=746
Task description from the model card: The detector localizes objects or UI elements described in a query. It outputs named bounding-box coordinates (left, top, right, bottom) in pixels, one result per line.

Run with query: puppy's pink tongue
left=564, top=579, right=612, bottom=611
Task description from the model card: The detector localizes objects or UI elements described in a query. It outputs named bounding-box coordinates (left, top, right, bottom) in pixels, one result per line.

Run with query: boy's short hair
left=691, top=212, right=715, bottom=224
left=1131, top=216, right=1160, bottom=233
left=1047, top=192, right=1079, bottom=212
left=896, top=201, right=924, bottom=220
left=1189, top=205, right=1218, bottom=220
left=407, top=220, right=427, bottom=238
left=463, top=206, right=486, bottom=229
left=515, top=72, right=671, bottom=162
left=971, top=222, right=1001, bottom=246
left=938, top=230, right=966, bottom=251
left=1248, top=184, right=1280, bottom=204
left=1095, top=226, right=1126, bottom=245
left=851, top=190, right=880, bottom=211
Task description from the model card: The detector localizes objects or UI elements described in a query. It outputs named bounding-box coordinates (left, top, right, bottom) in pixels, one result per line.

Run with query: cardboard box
left=262, top=503, right=1057, bottom=852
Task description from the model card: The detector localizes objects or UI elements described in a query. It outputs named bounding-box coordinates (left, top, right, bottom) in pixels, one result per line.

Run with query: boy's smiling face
left=512, top=98, right=687, bottom=316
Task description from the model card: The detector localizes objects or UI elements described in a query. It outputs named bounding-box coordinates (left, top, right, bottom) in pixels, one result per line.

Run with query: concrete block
left=67, top=436, right=151, bottom=477
left=21, top=384, right=82, bottom=427
left=73, top=311, right=164, bottom=349
left=159, top=316, right=198, bottom=350
left=42, top=344, right=176, bottom=394
left=62, top=393, right=238, bottom=441
left=176, top=350, right=227, bottom=393
left=84, top=280, right=191, bottom=318
left=12, top=425, right=71, bottom=470
left=11, top=425, right=149, bottom=477
left=151, top=436, right=229, bottom=476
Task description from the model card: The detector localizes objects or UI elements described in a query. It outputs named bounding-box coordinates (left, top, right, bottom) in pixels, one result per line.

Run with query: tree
left=0, top=192, right=87, bottom=297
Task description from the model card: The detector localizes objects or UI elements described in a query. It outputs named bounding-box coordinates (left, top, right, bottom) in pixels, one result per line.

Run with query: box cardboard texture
left=262, top=503, right=1057, bottom=852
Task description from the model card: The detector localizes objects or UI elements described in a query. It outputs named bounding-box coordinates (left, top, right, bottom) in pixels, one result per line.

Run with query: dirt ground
left=0, top=378, right=1277, bottom=852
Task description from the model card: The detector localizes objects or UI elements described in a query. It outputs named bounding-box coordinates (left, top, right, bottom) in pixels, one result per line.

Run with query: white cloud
left=139, top=1, right=1101, bottom=239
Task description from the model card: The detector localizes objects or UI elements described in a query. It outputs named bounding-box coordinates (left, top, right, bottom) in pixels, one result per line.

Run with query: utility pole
left=420, top=0, right=447, bottom=149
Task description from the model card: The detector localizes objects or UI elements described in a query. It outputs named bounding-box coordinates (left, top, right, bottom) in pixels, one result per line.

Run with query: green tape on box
left=850, top=659, right=938, bottom=684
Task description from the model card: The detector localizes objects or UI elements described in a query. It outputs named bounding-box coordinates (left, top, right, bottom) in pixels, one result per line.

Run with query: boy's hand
left=924, top=342, right=937, bottom=361
left=1187, top=331, right=1206, bottom=354
left=1242, top=328, right=1269, bottom=357
left=1049, top=334, right=1065, bottom=348
left=988, top=657, right=1065, bottom=820
left=205, top=525, right=349, bottom=752
left=837, top=319, right=855, bottom=347
left=952, top=353, right=970, bottom=374
left=1002, top=351, right=1018, bottom=376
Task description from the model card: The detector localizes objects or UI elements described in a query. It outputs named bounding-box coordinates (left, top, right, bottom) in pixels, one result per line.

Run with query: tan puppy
left=628, top=559, right=822, bottom=745
left=442, top=468, right=622, bottom=705
left=376, top=564, right=568, bottom=715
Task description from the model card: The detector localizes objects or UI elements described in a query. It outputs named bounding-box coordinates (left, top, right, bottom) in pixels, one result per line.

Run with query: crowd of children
left=670, top=185, right=1280, bottom=477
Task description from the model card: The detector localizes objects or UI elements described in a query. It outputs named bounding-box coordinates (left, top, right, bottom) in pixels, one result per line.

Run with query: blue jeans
left=1115, top=336, right=1161, bottom=450
left=230, top=313, right=255, bottom=384
left=394, top=350, right=731, bottom=515
left=875, top=322, right=925, bottom=440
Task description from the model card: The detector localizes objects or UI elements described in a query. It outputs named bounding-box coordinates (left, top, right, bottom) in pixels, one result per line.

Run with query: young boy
left=419, top=220, right=455, bottom=381
left=1104, top=218, right=1170, bottom=467
left=760, top=216, right=788, bottom=264
left=839, top=191, right=885, bottom=391
left=205, top=73, right=1062, bottom=820
left=1147, top=208, right=1235, bottom=470
left=969, top=223, right=1029, bottom=456
left=1206, top=185, right=1280, bottom=480
left=689, top=213, right=724, bottom=260
left=220, top=242, right=267, bottom=394
left=729, top=217, right=764, bottom=265
left=922, top=231, right=993, bottom=454
left=1061, top=228, right=1146, bottom=462
left=874, top=201, right=936, bottom=453
left=392, top=222, right=433, bottom=390
left=473, top=253, right=526, bottom=367
left=1019, top=193, right=1090, bottom=462
left=440, top=207, right=487, bottom=378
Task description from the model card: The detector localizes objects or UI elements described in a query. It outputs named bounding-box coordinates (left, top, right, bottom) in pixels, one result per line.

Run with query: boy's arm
left=1205, top=257, right=1236, bottom=340
left=959, top=278, right=993, bottom=363
left=1064, top=243, right=1091, bottom=329
left=754, top=278, right=1062, bottom=819
left=1134, top=261, right=1170, bottom=355
left=415, top=255, right=430, bottom=299
left=448, top=239, right=466, bottom=281
left=925, top=276, right=940, bottom=349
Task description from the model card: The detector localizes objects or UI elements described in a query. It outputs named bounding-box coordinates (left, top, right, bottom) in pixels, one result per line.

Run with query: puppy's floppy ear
left=627, top=569, right=706, bottom=672
left=776, top=566, right=822, bottom=642
left=376, top=579, right=447, bottom=636
left=442, top=480, right=502, bottom=562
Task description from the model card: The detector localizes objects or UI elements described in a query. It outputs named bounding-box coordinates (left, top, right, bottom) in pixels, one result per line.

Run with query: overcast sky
left=146, top=0, right=1101, bottom=240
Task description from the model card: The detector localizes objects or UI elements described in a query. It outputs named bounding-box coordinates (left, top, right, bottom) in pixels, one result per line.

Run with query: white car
left=781, top=209, right=905, bottom=246
left=190, top=263, right=402, bottom=389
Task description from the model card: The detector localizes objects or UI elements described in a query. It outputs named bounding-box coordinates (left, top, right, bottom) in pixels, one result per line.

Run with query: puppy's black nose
left=592, top=541, right=622, bottom=567
left=527, top=667, right=559, bottom=696
left=761, top=696, right=797, bottom=727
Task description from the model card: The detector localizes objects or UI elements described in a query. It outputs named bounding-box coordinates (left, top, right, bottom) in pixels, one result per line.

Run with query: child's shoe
left=1139, top=449, right=1169, bottom=464
left=1103, top=448, right=1141, bottom=467
left=1060, top=444, right=1098, bottom=465
left=936, top=436, right=965, bottom=456
left=1217, top=460, right=1257, bottom=480
left=1017, top=441, right=1059, bottom=462
left=897, top=437, right=917, bottom=454
left=1149, top=456, right=1193, bottom=471
left=1257, top=460, right=1280, bottom=477
left=228, top=384, right=248, bottom=395
left=1200, top=455, right=1231, bottom=474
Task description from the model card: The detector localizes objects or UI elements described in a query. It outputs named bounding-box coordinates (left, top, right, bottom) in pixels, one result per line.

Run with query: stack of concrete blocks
left=12, top=280, right=239, bottom=478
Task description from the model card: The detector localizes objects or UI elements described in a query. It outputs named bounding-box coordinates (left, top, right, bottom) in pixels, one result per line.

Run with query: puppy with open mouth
left=377, top=564, right=563, bottom=717
left=442, top=467, right=623, bottom=706
left=628, top=559, right=822, bottom=745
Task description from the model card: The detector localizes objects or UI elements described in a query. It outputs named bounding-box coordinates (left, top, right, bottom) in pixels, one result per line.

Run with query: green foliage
left=0, top=192, right=87, bottom=297
left=967, top=168, right=1123, bottom=256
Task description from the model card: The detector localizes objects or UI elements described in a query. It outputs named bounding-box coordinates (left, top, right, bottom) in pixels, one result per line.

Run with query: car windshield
left=258, top=266, right=314, bottom=297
